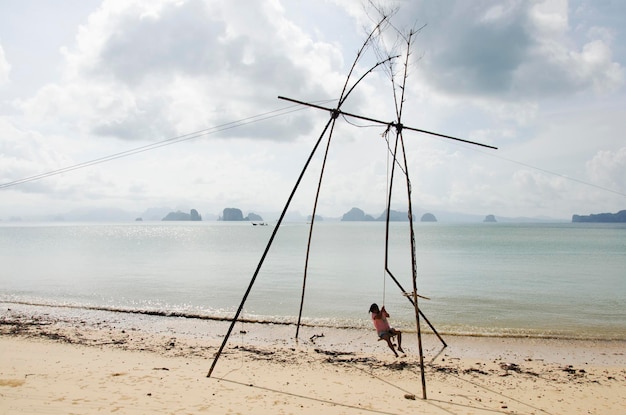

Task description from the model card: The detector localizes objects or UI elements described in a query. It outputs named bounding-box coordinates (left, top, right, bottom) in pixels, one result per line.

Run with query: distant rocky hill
left=341, top=207, right=421, bottom=222
left=7, top=205, right=570, bottom=223
left=219, top=208, right=263, bottom=221
left=341, top=208, right=375, bottom=221
left=572, top=210, right=626, bottom=223
left=420, top=213, right=437, bottom=222
left=162, top=209, right=202, bottom=221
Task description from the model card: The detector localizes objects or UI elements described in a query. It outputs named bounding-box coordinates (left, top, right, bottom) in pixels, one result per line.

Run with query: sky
left=0, top=0, right=625, bottom=221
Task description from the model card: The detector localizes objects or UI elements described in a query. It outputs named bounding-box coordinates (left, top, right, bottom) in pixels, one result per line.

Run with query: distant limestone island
left=160, top=207, right=264, bottom=222
left=161, top=209, right=202, bottom=221
left=420, top=213, right=437, bottom=222
left=340, top=208, right=502, bottom=223
left=154, top=206, right=505, bottom=223
left=572, top=210, right=626, bottom=223
left=219, top=208, right=263, bottom=222
left=341, top=207, right=438, bottom=222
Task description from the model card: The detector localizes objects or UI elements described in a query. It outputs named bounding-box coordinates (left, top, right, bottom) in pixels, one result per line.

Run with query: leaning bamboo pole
left=294, top=14, right=397, bottom=337
left=396, top=29, right=427, bottom=400
left=206, top=115, right=336, bottom=378
left=208, top=15, right=393, bottom=377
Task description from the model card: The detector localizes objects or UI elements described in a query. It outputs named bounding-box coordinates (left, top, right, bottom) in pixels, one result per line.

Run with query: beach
left=1, top=308, right=625, bottom=414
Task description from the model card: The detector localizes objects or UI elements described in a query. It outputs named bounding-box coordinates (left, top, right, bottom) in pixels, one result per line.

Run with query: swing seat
left=402, top=291, right=431, bottom=300
left=377, top=330, right=397, bottom=340
left=377, top=337, right=398, bottom=349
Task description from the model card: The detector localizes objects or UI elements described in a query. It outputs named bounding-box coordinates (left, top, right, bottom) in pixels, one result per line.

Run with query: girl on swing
left=369, top=303, right=404, bottom=357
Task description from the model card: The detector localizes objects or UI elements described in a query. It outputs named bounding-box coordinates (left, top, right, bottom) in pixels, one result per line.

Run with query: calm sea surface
left=1, top=221, right=624, bottom=340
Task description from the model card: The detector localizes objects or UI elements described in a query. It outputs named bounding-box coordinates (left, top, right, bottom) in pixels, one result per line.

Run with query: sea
left=1, top=221, right=625, bottom=341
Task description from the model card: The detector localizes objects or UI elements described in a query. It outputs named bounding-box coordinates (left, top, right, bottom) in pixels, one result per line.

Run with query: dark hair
left=369, top=303, right=379, bottom=313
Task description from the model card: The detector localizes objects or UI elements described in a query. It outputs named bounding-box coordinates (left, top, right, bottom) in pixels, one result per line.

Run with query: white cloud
left=21, top=0, right=346, bottom=143
left=0, top=117, right=79, bottom=195
left=377, top=0, right=625, bottom=103
left=0, top=43, right=10, bottom=86
left=586, top=147, right=626, bottom=192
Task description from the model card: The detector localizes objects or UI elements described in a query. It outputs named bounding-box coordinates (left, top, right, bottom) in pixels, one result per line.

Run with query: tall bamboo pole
left=392, top=29, right=426, bottom=398
left=294, top=15, right=396, bottom=337
left=209, top=15, right=393, bottom=375
left=207, top=117, right=334, bottom=378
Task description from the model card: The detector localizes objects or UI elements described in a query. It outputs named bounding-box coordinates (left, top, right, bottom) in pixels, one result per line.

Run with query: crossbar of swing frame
left=277, top=96, right=498, bottom=151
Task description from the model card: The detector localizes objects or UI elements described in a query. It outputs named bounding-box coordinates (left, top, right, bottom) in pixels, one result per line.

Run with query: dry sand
left=1, top=309, right=625, bottom=414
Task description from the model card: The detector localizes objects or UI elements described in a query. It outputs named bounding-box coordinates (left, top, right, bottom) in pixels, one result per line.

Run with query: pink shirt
left=371, top=311, right=391, bottom=335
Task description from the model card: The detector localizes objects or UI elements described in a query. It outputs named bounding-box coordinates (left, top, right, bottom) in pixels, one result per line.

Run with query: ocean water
left=1, top=221, right=625, bottom=340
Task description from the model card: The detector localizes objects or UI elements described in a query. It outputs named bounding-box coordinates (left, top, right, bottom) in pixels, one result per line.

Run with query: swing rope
left=382, top=138, right=390, bottom=307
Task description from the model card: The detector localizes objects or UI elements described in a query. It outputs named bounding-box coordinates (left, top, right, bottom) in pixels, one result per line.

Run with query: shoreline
left=2, top=306, right=625, bottom=366
left=3, top=300, right=624, bottom=342
left=2, top=306, right=625, bottom=414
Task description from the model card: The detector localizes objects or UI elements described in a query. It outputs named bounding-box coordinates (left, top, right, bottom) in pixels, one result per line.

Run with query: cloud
left=514, top=33, right=624, bottom=97
left=0, top=118, right=77, bottom=195
left=385, top=0, right=624, bottom=101
left=20, top=0, right=347, bottom=142
left=0, top=43, right=10, bottom=86
left=586, top=147, right=626, bottom=192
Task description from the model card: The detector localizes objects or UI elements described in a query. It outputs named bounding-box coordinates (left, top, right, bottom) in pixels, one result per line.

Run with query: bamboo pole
left=294, top=19, right=397, bottom=338
left=393, top=29, right=426, bottom=398
left=210, top=15, right=395, bottom=374
left=207, top=117, right=335, bottom=378
left=401, top=132, right=427, bottom=399
left=295, top=116, right=336, bottom=339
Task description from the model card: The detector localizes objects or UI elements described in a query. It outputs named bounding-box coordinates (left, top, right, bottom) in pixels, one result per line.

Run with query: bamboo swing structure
left=206, top=13, right=497, bottom=401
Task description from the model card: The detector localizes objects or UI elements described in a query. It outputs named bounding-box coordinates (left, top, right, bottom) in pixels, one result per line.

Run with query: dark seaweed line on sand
left=1, top=300, right=355, bottom=329
left=4, top=300, right=625, bottom=342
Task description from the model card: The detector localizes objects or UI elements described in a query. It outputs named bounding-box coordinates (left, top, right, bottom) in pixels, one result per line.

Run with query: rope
left=382, top=139, right=390, bottom=307
left=1, top=101, right=335, bottom=190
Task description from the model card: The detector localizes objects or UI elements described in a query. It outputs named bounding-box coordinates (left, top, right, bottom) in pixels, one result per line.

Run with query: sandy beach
left=1, top=308, right=625, bottom=414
